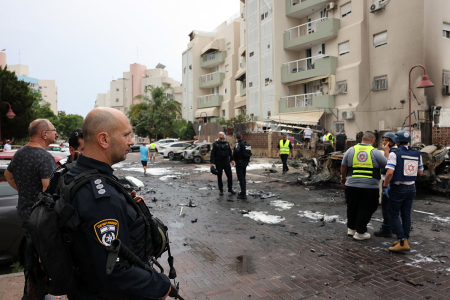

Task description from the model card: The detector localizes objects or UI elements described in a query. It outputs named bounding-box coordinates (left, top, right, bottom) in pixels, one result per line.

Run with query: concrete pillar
left=268, top=133, right=272, bottom=157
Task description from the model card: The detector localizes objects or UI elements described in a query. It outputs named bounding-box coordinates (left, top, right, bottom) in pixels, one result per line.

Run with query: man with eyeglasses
left=4, top=119, right=58, bottom=298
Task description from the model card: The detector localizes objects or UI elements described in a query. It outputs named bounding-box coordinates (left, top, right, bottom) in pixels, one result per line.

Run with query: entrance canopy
left=195, top=107, right=220, bottom=118
left=270, top=110, right=325, bottom=126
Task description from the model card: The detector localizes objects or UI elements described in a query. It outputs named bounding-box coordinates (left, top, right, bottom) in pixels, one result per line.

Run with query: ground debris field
left=110, top=153, right=450, bottom=300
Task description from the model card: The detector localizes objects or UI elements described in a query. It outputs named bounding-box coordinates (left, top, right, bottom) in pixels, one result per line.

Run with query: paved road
left=2, top=152, right=449, bottom=299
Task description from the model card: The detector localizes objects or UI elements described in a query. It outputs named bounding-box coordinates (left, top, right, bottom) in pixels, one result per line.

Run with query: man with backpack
left=233, top=133, right=252, bottom=200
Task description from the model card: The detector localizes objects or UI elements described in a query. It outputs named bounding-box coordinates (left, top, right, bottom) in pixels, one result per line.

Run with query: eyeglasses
left=45, top=129, right=57, bottom=132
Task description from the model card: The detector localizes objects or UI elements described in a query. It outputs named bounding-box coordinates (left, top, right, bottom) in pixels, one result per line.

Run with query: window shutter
left=338, top=41, right=349, bottom=55
left=341, top=2, right=351, bottom=17
left=374, top=31, right=388, bottom=47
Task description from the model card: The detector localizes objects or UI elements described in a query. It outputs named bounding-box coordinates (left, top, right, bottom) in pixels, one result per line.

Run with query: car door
left=0, top=182, right=23, bottom=262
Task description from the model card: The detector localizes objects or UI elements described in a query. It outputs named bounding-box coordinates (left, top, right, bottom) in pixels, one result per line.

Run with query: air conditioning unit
left=370, top=2, right=383, bottom=13
left=326, top=2, right=335, bottom=11
left=443, top=85, right=450, bottom=96
left=342, top=111, right=355, bottom=120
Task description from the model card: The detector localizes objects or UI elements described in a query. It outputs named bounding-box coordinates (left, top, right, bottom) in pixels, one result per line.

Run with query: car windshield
left=184, top=145, right=196, bottom=150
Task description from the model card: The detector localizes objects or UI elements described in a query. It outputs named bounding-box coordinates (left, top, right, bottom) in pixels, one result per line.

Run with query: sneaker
left=228, top=190, right=236, bottom=195
left=237, top=193, right=247, bottom=200
left=374, top=229, right=392, bottom=237
left=389, top=239, right=410, bottom=252
left=219, top=190, right=224, bottom=196
left=347, top=229, right=356, bottom=236
left=353, top=232, right=371, bottom=240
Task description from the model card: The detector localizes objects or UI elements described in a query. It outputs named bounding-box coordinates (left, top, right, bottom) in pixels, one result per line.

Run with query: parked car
left=0, top=150, right=68, bottom=166
left=155, top=139, right=179, bottom=152
left=160, top=142, right=191, bottom=158
left=181, top=143, right=212, bottom=164
left=130, top=142, right=145, bottom=152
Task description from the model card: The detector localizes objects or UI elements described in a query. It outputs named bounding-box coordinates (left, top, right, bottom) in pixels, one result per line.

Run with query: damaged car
left=181, top=143, right=212, bottom=164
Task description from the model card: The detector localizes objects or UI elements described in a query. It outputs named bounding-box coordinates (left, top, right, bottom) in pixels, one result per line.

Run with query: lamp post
left=408, top=65, right=434, bottom=133
left=198, top=112, right=207, bottom=124
left=0, top=102, right=16, bottom=141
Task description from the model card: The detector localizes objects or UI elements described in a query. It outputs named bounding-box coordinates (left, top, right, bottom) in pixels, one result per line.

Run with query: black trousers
left=216, top=161, right=233, bottom=191
left=345, top=186, right=379, bottom=234
left=336, top=143, right=345, bottom=152
left=325, top=146, right=334, bottom=154
left=236, top=165, right=247, bottom=195
left=280, top=154, right=289, bottom=172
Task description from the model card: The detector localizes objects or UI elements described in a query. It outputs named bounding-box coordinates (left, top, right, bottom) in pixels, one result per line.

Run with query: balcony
left=199, top=72, right=225, bottom=89
left=281, top=55, right=337, bottom=84
left=279, top=92, right=335, bottom=114
left=197, top=94, right=223, bottom=109
left=286, top=0, right=334, bottom=19
left=284, top=18, right=340, bottom=51
left=240, top=81, right=246, bottom=97
left=201, top=51, right=227, bottom=68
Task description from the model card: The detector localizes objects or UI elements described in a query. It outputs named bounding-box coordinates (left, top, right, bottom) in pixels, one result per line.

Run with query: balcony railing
left=198, top=94, right=216, bottom=104
left=282, top=92, right=324, bottom=108
left=200, top=72, right=219, bottom=83
left=282, top=54, right=325, bottom=74
left=203, top=53, right=216, bottom=62
left=285, top=17, right=328, bottom=40
left=290, top=0, right=306, bottom=5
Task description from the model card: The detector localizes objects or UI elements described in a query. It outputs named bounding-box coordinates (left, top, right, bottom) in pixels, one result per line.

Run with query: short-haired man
left=210, top=132, right=235, bottom=195
left=233, top=133, right=250, bottom=199
left=303, top=126, right=313, bottom=150
left=341, top=131, right=389, bottom=240
left=275, top=134, right=293, bottom=174
left=335, top=130, right=348, bottom=152
left=384, top=130, right=423, bottom=252
left=149, top=141, right=157, bottom=163
left=4, top=139, right=12, bottom=151
left=4, top=119, right=58, bottom=297
left=140, top=142, right=150, bottom=174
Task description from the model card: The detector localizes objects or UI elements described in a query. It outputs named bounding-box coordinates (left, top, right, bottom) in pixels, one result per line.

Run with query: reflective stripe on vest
left=279, top=140, right=290, bottom=155
left=348, top=144, right=380, bottom=179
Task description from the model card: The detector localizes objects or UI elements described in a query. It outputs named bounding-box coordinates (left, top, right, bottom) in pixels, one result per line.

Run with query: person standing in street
left=210, top=132, right=235, bottom=195
left=4, top=119, right=58, bottom=298
left=340, top=131, right=389, bottom=240
left=335, top=130, right=348, bottom=152
left=384, top=130, right=423, bottom=252
left=233, top=133, right=250, bottom=199
left=4, top=139, right=12, bottom=151
left=374, top=132, right=398, bottom=238
left=140, top=142, right=150, bottom=174
left=324, top=131, right=335, bottom=154
left=275, top=134, right=293, bottom=174
left=149, top=141, right=157, bottom=163
left=303, top=126, right=313, bottom=150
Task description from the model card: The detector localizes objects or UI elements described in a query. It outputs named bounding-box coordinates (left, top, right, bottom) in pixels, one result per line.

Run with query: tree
left=0, top=66, right=40, bottom=140
left=57, top=111, right=83, bottom=139
left=173, top=119, right=196, bottom=140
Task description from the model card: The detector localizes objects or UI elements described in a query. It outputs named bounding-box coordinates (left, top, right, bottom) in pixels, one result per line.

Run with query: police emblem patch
left=356, top=151, right=368, bottom=163
left=94, top=219, right=119, bottom=246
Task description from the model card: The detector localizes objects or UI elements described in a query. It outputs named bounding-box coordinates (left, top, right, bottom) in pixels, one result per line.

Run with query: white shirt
left=381, top=145, right=398, bottom=181
left=386, top=146, right=423, bottom=185
left=304, top=129, right=313, bottom=138
left=322, top=136, right=327, bottom=142
left=4, top=144, right=11, bottom=151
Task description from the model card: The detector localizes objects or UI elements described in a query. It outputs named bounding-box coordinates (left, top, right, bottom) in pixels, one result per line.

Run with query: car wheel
left=168, top=152, right=174, bottom=160
left=193, top=156, right=203, bottom=164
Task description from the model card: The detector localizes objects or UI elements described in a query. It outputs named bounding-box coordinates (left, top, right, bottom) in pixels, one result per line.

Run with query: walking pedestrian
left=4, top=119, right=58, bottom=298
left=384, top=130, right=423, bottom=252
left=340, top=131, right=389, bottom=240
left=335, top=130, right=348, bottom=152
left=233, top=133, right=251, bottom=199
left=323, top=130, right=334, bottom=154
left=374, top=132, right=398, bottom=238
left=275, top=134, right=293, bottom=174
left=140, top=142, right=150, bottom=174
left=149, top=141, right=157, bottom=163
left=210, top=132, right=235, bottom=195
left=303, top=126, right=313, bottom=150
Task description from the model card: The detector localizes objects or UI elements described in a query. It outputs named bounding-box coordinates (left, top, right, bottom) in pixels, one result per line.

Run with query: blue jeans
left=388, top=185, right=416, bottom=240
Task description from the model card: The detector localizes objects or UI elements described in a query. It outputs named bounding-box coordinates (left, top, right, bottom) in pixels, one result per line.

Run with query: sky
left=0, top=0, right=240, bottom=117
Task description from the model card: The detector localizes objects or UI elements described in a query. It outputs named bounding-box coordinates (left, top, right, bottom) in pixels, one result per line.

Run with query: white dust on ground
left=243, top=211, right=285, bottom=224
left=270, top=200, right=294, bottom=211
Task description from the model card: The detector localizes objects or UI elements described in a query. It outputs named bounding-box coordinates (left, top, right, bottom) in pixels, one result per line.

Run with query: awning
left=201, top=39, right=225, bottom=55
left=270, top=110, right=325, bottom=126
left=286, top=75, right=329, bottom=87
left=195, top=107, right=220, bottom=118
left=234, top=96, right=246, bottom=108
left=235, top=69, right=246, bottom=81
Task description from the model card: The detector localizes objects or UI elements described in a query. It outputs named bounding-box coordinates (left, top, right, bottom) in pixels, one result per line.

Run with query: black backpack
left=241, top=141, right=253, bottom=160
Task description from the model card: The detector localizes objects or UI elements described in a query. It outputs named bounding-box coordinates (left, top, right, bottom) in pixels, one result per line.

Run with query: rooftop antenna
left=136, top=47, right=139, bottom=64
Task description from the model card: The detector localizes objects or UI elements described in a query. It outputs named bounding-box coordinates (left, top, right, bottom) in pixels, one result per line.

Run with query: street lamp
left=408, top=65, right=434, bottom=133
left=0, top=102, right=16, bottom=141
left=198, top=112, right=207, bottom=124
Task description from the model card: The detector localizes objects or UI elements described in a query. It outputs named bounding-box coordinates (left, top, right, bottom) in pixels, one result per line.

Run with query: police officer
left=65, top=108, right=171, bottom=299
left=233, top=133, right=249, bottom=200
left=210, top=131, right=235, bottom=196
left=275, top=134, right=293, bottom=174
left=374, top=132, right=398, bottom=238
left=384, top=130, right=423, bottom=252
left=341, top=131, right=389, bottom=241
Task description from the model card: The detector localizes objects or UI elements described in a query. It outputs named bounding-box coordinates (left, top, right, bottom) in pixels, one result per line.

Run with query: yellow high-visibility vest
left=348, top=144, right=380, bottom=179
left=279, top=140, right=290, bottom=155
left=150, top=143, right=156, bottom=150
left=325, top=133, right=334, bottom=147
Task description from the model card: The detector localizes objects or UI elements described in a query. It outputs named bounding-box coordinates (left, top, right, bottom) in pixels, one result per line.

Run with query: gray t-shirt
left=7, top=146, right=57, bottom=221
left=342, top=144, right=387, bottom=189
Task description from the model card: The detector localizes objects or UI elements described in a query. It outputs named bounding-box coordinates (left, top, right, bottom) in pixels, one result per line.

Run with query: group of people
left=341, top=130, right=422, bottom=252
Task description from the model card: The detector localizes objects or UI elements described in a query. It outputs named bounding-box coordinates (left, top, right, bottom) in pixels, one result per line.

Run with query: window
left=373, top=75, right=388, bottom=91
left=335, top=122, right=344, bottom=134
left=374, top=31, right=387, bottom=48
left=261, top=12, right=268, bottom=20
left=322, top=43, right=326, bottom=55
left=265, top=78, right=270, bottom=86
left=222, top=110, right=225, bottom=117
left=39, top=86, right=42, bottom=89
left=335, top=81, right=348, bottom=94
left=116, top=88, right=119, bottom=91
left=249, top=52, right=254, bottom=57
left=249, top=82, right=253, bottom=87
left=341, top=2, right=352, bottom=18
left=267, top=44, right=270, bottom=49
left=443, top=70, right=450, bottom=86
left=444, top=23, right=450, bottom=38
left=189, top=65, right=192, bottom=70
left=225, top=64, right=229, bottom=73
left=44, top=86, right=47, bottom=88
left=338, top=41, right=349, bottom=56
left=267, top=111, right=271, bottom=117
left=224, top=88, right=227, bottom=94
left=227, top=42, right=231, bottom=50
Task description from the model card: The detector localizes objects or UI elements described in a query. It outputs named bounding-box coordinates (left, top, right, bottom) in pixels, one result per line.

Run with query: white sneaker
left=347, top=229, right=356, bottom=236
left=353, top=232, right=371, bottom=240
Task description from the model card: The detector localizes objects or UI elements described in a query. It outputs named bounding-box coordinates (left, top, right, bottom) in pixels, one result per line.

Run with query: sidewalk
left=0, top=272, right=24, bottom=300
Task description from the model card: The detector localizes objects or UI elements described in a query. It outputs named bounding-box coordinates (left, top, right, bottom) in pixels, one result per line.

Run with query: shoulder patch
left=90, top=177, right=111, bottom=199
left=94, top=219, right=119, bottom=246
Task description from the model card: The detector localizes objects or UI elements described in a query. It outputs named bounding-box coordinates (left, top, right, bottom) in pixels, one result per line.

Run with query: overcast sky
left=1, top=0, right=240, bottom=117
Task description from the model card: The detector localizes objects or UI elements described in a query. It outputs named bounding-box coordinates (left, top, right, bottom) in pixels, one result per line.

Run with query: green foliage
left=10, top=261, right=24, bottom=273
left=58, top=111, right=84, bottom=139
left=214, top=117, right=233, bottom=129
left=173, top=119, right=196, bottom=140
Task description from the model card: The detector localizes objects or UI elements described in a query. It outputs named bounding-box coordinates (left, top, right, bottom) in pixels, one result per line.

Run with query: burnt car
left=170, top=144, right=197, bottom=161
left=181, top=143, right=212, bottom=164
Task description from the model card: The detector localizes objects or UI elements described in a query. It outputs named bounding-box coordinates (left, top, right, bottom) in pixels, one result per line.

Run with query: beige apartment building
left=182, top=14, right=241, bottom=122
left=233, top=0, right=450, bottom=141
left=95, top=64, right=182, bottom=114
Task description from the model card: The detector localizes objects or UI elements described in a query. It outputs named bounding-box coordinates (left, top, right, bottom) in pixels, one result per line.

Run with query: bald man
left=62, top=108, right=171, bottom=300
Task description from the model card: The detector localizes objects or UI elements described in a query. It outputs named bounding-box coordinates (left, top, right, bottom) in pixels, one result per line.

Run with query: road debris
left=178, top=200, right=197, bottom=207
left=413, top=210, right=435, bottom=215
left=426, top=278, right=442, bottom=285
left=406, top=279, right=423, bottom=286
left=191, top=219, right=198, bottom=223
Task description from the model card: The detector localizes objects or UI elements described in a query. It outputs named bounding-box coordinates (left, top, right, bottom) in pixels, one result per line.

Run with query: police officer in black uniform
left=233, top=133, right=249, bottom=200
left=210, top=131, right=236, bottom=196
left=65, top=108, right=171, bottom=300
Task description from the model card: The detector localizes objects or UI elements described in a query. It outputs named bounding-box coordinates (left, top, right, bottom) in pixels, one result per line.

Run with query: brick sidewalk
left=0, top=272, right=24, bottom=300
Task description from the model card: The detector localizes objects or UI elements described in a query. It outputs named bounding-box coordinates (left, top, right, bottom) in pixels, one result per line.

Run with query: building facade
left=182, top=13, right=241, bottom=123
left=230, top=0, right=450, bottom=140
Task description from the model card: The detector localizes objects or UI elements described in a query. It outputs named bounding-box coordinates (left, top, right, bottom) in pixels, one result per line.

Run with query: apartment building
left=233, top=0, right=450, bottom=140
left=95, top=64, right=182, bottom=114
left=182, top=14, right=241, bottom=122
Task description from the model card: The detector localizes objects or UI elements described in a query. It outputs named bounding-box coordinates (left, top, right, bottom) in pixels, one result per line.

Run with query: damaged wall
left=432, top=127, right=450, bottom=146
